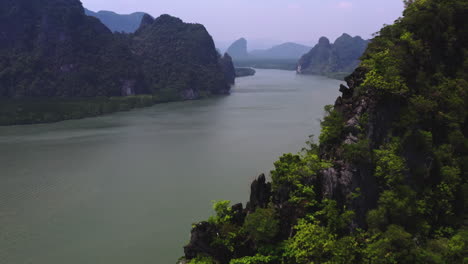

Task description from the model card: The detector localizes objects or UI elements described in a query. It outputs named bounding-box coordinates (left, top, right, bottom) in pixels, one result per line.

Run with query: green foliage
left=229, top=254, right=276, bottom=264
left=243, top=208, right=279, bottom=243
left=364, top=225, right=422, bottom=264
left=319, top=105, right=345, bottom=145
left=316, top=199, right=355, bottom=234
left=361, top=49, right=409, bottom=95
left=374, top=140, right=407, bottom=188
left=284, top=219, right=336, bottom=264
left=183, top=1, right=468, bottom=263
left=270, top=152, right=329, bottom=190
left=187, top=255, right=217, bottom=264
left=270, top=141, right=330, bottom=208
left=0, top=95, right=163, bottom=125
left=208, top=200, right=233, bottom=225
left=343, top=139, right=371, bottom=163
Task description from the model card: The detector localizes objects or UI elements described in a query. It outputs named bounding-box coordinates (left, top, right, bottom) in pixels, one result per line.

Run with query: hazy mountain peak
left=226, top=38, right=249, bottom=60
left=297, top=33, right=368, bottom=77
left=154, top=14, right=183, bottom=25
left=249, top=42, right=312, bottom=60
left=139, top=13, right=155, bottom=28
left=318, top=36, right=331, bottom=45
left=84, top=8, right=148, bottom=33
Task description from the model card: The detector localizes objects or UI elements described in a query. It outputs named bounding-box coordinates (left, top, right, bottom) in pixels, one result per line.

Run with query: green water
left=0, top=69, right=342, bottom=264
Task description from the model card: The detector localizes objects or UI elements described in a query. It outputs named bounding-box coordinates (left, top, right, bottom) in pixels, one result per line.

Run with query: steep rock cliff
left=225, top=38, right=249, bottom=60
left=132, top=14, right=231, bottom=99
left=297, top=34, right=368, bottom=78
left=219, top=53, right=236, bottom=85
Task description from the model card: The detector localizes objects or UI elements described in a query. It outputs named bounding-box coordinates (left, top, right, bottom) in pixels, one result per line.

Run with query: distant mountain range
left=224, top=35, right=367, bottom=78
left=84, top=8, right=147, bottom=33
left=250, top=42, right=311, bottom=60
left=225, top=38, right=311, bottom=61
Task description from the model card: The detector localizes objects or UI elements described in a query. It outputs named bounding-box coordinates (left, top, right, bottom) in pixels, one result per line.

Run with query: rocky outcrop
left=246, top=174, right=271, bottom=211
left=226, top=38, right=249, bottom=60
left=220, top=53, right=236, bottom=85
left=183, top=222, right=231, bottom=263
left=235, top=67, right=256, bottom=78
left=297, top=37, right=332, bottom=74
left=297, top=34, right=368, bottom=78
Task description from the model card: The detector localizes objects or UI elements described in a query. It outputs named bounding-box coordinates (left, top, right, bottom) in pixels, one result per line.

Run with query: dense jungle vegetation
left=181, top=0, right=468, bottom=263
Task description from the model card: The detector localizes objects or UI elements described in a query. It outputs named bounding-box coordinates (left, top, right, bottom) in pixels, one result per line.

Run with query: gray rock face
left=219, top=53, right=236, bottom=85
left=226, top=38, right=249, bottom=60
left=297, top=34, right=368, bottom=76
left=246, top=174, right=272, bottom=211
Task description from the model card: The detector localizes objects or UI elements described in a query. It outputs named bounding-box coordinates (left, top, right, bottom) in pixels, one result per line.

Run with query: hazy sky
left=81, top=0, right=405, bottom=50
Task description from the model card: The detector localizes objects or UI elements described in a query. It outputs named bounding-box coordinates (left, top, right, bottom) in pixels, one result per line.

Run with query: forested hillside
left=180, top=0, right=468, bottom=263
left=0, top=0, right=234, bottom=124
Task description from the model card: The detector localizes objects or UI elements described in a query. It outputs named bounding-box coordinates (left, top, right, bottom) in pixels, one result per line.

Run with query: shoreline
left=0, top=94, right=227, bottom=126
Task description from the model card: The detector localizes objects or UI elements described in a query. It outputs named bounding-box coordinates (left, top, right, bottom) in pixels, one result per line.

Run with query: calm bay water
left=0, top=69, right=342, bottom=264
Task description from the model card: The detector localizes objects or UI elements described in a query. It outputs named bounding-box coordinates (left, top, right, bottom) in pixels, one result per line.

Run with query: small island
left=235, top=67, right=256, bottom=78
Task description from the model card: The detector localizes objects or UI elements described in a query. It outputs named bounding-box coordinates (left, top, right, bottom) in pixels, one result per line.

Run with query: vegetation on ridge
left=181, top=0, right=468, bottom=263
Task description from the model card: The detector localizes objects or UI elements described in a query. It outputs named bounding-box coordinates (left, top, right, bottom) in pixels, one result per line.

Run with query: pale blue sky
left=81, top=0, right=405, bottom=50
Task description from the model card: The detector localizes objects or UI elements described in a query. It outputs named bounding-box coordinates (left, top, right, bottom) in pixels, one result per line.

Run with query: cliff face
left=0, top=1, right=233, bottom=99
left=225, top=38, right=249, bottom=60
left=181, top=1, right=468, bottom=263
left=132, top=14, right=231, bottom=98
left=297, top=34, right=368, bottom=78
left=219, top=53, right=236, bottom=85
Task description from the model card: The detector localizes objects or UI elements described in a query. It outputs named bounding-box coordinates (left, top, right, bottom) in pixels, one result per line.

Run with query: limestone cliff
left=297, top=34, right=368, bottom=79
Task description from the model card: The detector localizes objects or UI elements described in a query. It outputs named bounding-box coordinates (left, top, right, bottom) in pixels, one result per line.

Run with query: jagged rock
left=220, top=53, right=236, bottom=85
left=231, top=203, right=246, bottom=226
left=184, top=222, right=231, bottom=263
left=340, top=84, right=353, bottom=99
left=226, top=38, right=249, bottom=60
left=247, top=174, right=272, bottom=211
